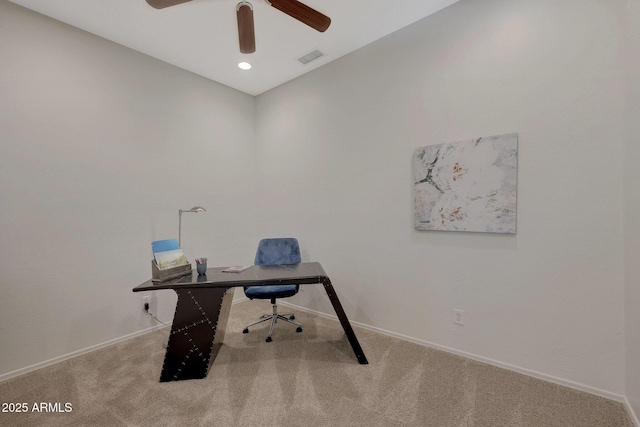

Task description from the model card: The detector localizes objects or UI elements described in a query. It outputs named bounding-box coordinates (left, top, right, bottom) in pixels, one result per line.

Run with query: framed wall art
left=413, top=133, right=518, bottom=233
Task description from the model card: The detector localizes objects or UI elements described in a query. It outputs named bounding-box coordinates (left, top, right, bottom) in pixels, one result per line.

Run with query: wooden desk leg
left=159, top=286, right=234, bottom=382
left=322, top=278, right=369, bottom=365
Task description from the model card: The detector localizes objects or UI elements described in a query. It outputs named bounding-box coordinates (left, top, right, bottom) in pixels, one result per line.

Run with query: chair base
left=243, top=301, right=302, bottom=342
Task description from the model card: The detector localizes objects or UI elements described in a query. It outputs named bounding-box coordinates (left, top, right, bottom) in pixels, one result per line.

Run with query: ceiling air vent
left=297, top=49, right=324, bottom=65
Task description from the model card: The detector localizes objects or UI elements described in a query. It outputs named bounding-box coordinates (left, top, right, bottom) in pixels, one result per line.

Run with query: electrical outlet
left=454, top=309, right=464, bottom=325
left=142, top=296, right=151, bottom=314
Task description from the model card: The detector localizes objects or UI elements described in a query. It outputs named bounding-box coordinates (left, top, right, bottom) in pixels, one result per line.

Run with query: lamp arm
left=177, top=207, right=206, bottom=247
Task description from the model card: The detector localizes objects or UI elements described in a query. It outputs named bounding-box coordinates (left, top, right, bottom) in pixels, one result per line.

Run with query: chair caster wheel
left=243, top=328, right=249, bottom=334
left=266, top=337, right=272, bottom=343
left=296, top=327, right=302, bottom=333
left=289, top=315, right=295, bottom=320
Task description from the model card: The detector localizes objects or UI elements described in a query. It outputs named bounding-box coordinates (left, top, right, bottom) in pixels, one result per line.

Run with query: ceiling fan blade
left=145, top=0, right=193, bottom=9
left=237, top=3, right=256, bottom=54
left=267, top=0, right=331, bottom=32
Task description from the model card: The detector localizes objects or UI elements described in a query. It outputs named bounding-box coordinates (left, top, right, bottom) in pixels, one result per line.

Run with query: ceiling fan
left=145, top=0, right=331, bottom=54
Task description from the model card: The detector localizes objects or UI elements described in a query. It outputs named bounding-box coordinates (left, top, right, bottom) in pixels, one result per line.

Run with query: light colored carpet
left=0, top=299, right=633, bottom=426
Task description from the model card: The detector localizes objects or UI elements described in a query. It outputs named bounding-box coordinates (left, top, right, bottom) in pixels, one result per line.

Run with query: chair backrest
left=254, top=238, right=301, bottom=265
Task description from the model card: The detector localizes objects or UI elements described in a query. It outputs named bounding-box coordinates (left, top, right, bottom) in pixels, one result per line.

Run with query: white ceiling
left=8, top=0, right=460, bottom=96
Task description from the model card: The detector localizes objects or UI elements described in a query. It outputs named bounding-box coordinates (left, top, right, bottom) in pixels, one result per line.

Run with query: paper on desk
left=222, top=265, right=252, bottom=273
left=154, top=249, right=189, bottom=270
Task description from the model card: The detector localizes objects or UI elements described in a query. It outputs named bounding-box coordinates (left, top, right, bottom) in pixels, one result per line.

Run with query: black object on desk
left=132, top=262, right=368, bottom=382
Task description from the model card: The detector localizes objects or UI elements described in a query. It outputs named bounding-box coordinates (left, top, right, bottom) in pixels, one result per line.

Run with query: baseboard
left=3, top=298, right=638, bottom=427
left=624, top=396, right=640, bottom=427
left=0, top=323, right=167, bottom=383
left=278, top=301, right=633, bottom=412
left=0, top=299, right=250, bottom=383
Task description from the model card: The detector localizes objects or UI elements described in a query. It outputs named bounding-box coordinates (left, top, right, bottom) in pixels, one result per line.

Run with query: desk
left=132, top=262, right=368, bottom=382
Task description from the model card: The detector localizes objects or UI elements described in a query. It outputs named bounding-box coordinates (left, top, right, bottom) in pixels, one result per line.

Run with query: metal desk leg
left=322, top=278, right=368, bottom=365
left=159, top=287, right=234, bottom=382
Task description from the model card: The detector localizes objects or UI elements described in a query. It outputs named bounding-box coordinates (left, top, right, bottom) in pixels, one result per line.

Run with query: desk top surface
left=133, top=262, right=328, bottom=292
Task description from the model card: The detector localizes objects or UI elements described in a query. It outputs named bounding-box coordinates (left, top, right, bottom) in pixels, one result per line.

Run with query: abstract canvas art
left=414, top=133, right=518, bottom=233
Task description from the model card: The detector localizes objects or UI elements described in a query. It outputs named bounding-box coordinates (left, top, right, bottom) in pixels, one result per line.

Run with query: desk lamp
left=178, top=206, right=206, bottom=247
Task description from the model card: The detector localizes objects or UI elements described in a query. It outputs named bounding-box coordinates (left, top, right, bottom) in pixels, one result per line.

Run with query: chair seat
left=245, top=285, right=298, bottom=300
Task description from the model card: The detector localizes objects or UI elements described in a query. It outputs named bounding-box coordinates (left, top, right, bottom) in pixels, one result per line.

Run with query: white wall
left=625, top=0, right=640, bottom=420
left=1, top=0, right=635, bottom=409
left=256, top=0, right=627, bottom=396
left=0, top=1, right=259, bottom=375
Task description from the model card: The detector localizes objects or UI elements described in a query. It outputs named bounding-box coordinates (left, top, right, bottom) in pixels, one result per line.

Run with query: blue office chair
left=242, top=238, right=303, bottom=342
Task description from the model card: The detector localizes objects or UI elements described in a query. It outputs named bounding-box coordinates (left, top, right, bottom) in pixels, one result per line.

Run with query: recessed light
left=238, top=62, right=252, bottom=70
